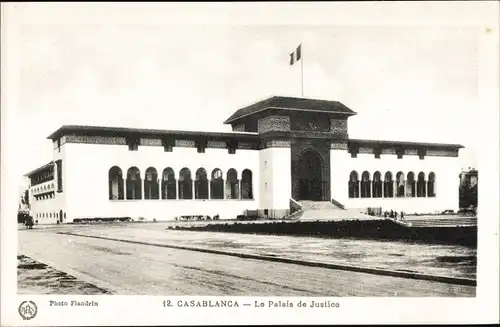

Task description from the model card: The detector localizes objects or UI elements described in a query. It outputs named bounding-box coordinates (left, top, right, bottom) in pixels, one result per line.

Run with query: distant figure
left=400, top=211, right=404, bottom=221
left=395, top=212, right=398, bottom=219
left=384, top=211, right=388, bottom=219
left=390, top=210, right=394, bottom=218
left=24, top=216, right=34, bottom=229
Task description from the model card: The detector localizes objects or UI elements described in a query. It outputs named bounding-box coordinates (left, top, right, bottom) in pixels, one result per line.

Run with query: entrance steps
left=297, top=201, right=376, bottom=221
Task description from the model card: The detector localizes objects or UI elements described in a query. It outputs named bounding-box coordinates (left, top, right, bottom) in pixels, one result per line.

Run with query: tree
left=459, top=182, right=478, bottom=209
left=24, top=190, right=29, bottom=206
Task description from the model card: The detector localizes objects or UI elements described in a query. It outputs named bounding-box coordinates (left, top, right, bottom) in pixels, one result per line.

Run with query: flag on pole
left=289, top=44, right=302, bottom=65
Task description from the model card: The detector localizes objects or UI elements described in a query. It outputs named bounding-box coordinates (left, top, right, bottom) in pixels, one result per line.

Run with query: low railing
left=330, top=198, right=345, bottom=210
left=290, top=198, right=303, bottom=213
left=285, top=198, right=304, bottom=220
left=385, top=216, right=412, bottom=227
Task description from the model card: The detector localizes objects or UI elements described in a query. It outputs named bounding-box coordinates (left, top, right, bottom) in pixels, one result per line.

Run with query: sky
left=13, top=8, right=482, bottom=183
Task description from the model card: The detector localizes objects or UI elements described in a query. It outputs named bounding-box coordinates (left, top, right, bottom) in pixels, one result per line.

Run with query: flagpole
left=300, top=41, right=304, bottom=97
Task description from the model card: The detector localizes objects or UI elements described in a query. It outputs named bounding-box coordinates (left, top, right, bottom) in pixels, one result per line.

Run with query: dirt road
left=18, top=229, right=475, bottom=296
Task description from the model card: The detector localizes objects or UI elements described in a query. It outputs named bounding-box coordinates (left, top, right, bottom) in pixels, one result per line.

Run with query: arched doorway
left=297, top=150, right=324, bottom=201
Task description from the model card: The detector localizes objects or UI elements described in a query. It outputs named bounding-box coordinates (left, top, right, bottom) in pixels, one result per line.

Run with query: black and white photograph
left=1, top=1, right=499, bottom=326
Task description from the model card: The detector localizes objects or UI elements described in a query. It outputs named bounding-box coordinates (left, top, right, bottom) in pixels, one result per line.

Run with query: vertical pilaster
left=329, top=141, right=350, bottom=206
left=192, top=180, right=196, bottom=200
left=259, top=140, right=291, bottom=218
left=121, top=178, right=125, bottom=200
left=175, top=180, right=179, bottom=199
left=208, top=179, right=212, bottom=200
left=238, top=180, right=242, bottom=199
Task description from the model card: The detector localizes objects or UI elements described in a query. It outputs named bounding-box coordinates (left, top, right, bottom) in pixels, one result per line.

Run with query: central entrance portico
left=291, top=142, right=331, bottom=201
left=224, top=96, right=349, bottom=207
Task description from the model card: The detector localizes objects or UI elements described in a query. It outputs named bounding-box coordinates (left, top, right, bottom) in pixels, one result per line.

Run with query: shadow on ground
left=17, top=255, right=110, bottom=295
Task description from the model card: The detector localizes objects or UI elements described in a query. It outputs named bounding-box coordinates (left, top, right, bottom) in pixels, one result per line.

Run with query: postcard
left=1, top=1, right=499, bottom=326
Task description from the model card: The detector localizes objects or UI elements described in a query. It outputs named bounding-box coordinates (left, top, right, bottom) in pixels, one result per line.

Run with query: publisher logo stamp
left=19, top=301, right=37, bottom=320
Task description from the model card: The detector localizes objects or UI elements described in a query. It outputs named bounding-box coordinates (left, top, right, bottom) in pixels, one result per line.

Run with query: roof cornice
left=46, top=125, right=259, bottom=141
left=24, top=162, right=54, bottom=177
left=223, top=106, right=357, bottom=124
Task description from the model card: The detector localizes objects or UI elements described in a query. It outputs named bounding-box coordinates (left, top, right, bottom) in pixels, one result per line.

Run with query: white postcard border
left=1, top=2, right=499, bottom=325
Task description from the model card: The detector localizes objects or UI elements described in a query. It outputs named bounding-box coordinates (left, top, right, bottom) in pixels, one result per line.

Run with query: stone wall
left=257, top=116, right=291, bottom=133
left=63, top=135, right=127, bottom=145
left=348, top=143, right=460, bottom=159
left=329, top=119, right=348, bottom=139
left=289, top=111, right=331, bottom=132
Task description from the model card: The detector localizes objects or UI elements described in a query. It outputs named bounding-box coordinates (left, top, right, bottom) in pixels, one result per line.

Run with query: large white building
left=25, top=96, right=463, bottom=224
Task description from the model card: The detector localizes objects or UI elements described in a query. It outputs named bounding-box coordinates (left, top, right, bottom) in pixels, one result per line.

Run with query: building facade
left=25, top=96, right=463, bottom=224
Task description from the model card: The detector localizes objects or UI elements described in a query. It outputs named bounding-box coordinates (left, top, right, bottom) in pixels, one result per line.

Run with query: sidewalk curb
left=58, top=231, right=476, bottom=287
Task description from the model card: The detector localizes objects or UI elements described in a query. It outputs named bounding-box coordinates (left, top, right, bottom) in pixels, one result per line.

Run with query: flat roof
left=223, top=96, right=357, bottom=124
left=46, top=126, right=464, bottom=150
left=260, top=131, right=464, bottom=149
left=348, top=138, right=464, bottom=149
left=47, top=125, right=259, bottom=141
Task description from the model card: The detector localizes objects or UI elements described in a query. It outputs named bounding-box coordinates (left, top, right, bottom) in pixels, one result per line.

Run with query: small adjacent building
left=24, top=96, right=464, bottom=224
left=459, top=168, right=478, bottom=209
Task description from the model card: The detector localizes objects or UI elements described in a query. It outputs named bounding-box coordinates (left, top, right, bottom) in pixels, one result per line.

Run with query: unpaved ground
left=17, top=255, right=110, bottom=295
left=45, top=222, right=476, bottom=279
left=19, top=228, right=475, bottom=296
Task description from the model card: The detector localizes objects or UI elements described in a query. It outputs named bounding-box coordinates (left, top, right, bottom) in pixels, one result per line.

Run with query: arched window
left=195, top=168, right=209, bottom=199
left=226, top=169, right=239, bottom=199
left=108, top=166, right=124, bottom=200
left=417, top=172, right=426, bottom=197
left=361, top=171, right=371, bottom=198
left=372, top=171, right=382, bottom=198
left=210, top=169, right=224, bottom=199
left=384, top=172, right=394, bottom=198
left=348, top=171, right=360, bottom=198
left=396, top=172, right=405, bottom=197
left=144, top=167, right=159, bottom=199
left=406, top=172, right=416, bottom=197
left=161, top=168, right=176, bottom=199
left=428, top=172, right=436, bottom=197
left=126, top=167, right=142, bottom=200
left=241, top=169, right=253, bottom=199
left=178, top=168, right=193, bottom=199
